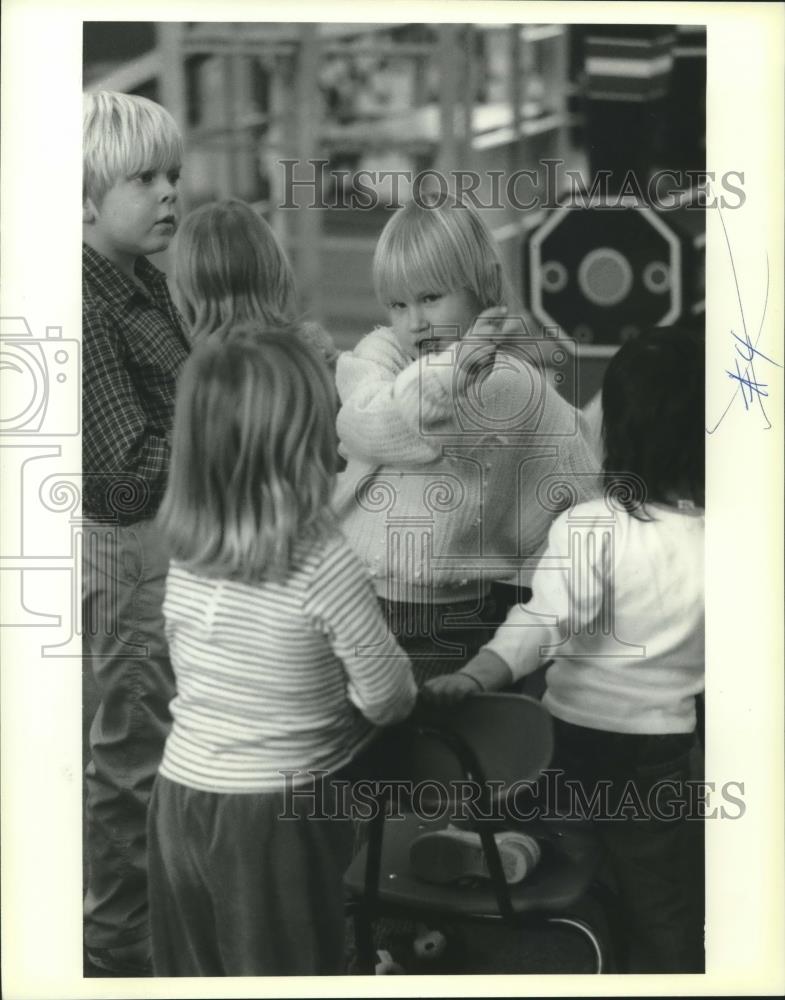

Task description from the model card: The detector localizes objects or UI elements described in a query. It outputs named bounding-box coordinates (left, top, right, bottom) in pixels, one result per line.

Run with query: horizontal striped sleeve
left=159, top=543, right=398, bottom=793
left=305, top=536, right=417, bottom=727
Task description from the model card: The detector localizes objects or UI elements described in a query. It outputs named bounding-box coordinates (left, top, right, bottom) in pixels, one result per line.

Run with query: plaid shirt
left=82, top=244, right=190, bottom=523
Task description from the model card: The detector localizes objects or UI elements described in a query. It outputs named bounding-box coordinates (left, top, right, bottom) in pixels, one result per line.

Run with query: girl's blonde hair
left=157, top=325, right=337, bottom=582
left=373, top=194, right=507, bottom=310
left=83, top=90, right=183, bottom=205
left=173, top=199, right=298, bottom=342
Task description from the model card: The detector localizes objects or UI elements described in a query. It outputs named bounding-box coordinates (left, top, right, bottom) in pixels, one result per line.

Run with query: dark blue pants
left=147, top=773, right=354, bottom=976
left=548, top=720, right=705, bottom=973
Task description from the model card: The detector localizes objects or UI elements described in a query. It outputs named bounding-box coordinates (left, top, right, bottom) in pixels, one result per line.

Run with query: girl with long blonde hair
left=149, top=325, right=414, bottom=976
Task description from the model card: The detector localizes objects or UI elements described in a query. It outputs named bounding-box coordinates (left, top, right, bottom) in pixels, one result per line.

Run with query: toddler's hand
left=417, top=373, right=453, bottom=427
left=469, top=306, right=514, bottom=344
left=420, top=673, right=480, bottom=706
left=452, top=306, right=518, bottom=396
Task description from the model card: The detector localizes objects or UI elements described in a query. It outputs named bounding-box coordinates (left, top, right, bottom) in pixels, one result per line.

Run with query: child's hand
left=469, top=306, right=515, bottom=345
left=421, top=650, right=514, bottom=706
left=451, top=307, right=517, bottom=397
left=417, top=371, right=453, bottom=427
left=419, top=672, right=481, bottom=706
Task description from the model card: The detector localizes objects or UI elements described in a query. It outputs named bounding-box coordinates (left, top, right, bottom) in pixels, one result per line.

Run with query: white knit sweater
left=333, top=327, right=601, bottom=603
left=486, top=499, right=705, bottom=734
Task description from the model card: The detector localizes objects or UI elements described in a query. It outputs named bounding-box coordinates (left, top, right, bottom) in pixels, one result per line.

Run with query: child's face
left=84, top=165, right=181, bottom=273
left=387, top=288, right=482, bottom=356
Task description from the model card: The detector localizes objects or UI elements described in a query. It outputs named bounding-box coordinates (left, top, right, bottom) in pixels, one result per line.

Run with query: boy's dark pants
left=548, top=720, right=705, bottom=974
left=83, top=519, right=174, bottom=957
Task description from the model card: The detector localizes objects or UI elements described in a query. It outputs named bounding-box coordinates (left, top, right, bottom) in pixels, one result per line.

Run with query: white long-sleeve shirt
left=159, top=530, right=417, bottom=793
left=333, top=327, right=601, bottom=602
left=486, top=499, right=705, bottom=734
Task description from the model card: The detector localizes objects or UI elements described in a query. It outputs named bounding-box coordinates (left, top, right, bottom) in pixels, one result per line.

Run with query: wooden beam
left=461, top=24, right=476, bottom=170
left=156, top=25, right=187, bottom=133
left=155, top=25, right=188, bottom=213
left=507, top=23, right=522, bottom=214
left=293, top=24, right=322, bottom=317
left=267, top=52, right=295, bottom=246
left=436, top=24, right=459, bottom=178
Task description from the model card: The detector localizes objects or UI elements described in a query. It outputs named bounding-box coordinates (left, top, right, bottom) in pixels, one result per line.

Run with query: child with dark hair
left=420, top=325, right=706, bottom=973
left=602, top=324, right=704, bottom=510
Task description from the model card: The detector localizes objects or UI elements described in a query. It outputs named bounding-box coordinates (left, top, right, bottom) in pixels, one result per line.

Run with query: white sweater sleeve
left=305, top=537, right=417, bottom=726
left=335, top=329, right=444, bottom=465
left=485, top=509, right=605, bottom=678
left=394, top=342, right=553, bottom=436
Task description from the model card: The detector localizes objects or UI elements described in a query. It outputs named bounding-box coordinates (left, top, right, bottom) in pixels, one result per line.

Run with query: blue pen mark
left=706, top=200, right=779, bottom=434
left=724, top=330, right=782, bottom=411
left=731, top=330, right=780, bottom=369
left=726, top=358, right=769, bottom=409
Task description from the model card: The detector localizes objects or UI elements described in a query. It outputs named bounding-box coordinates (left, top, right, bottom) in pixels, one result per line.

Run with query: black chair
left=344, top=693, right=611, bottom=974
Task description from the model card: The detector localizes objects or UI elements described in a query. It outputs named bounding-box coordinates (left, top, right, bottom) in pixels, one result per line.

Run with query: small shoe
left=409, top=827, right=541, bottom=886
left=375, top=949, right=405, bottom=975
left=85, top=938, right=153, bottom=977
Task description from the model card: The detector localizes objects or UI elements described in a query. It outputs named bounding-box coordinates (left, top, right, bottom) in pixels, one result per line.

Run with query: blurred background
left=84, top=20, right=706, bottom=405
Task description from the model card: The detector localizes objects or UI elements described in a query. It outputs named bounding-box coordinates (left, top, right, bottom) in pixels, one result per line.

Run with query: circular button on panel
left=643, top=260, right=671, bottom=294
left=541, top=260, right=568, bottom=293
left=578, top=248, right=634, bottom=307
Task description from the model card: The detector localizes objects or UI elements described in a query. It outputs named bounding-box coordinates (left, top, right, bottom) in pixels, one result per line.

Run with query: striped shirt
left=159, top=531, right=417, bottom=793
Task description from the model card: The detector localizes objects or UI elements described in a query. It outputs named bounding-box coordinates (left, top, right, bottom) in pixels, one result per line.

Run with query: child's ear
left=82, top=197, right=97, bottom=225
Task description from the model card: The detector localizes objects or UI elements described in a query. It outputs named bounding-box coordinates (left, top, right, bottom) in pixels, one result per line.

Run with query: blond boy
left=82, top=91, right=188, bottom=976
